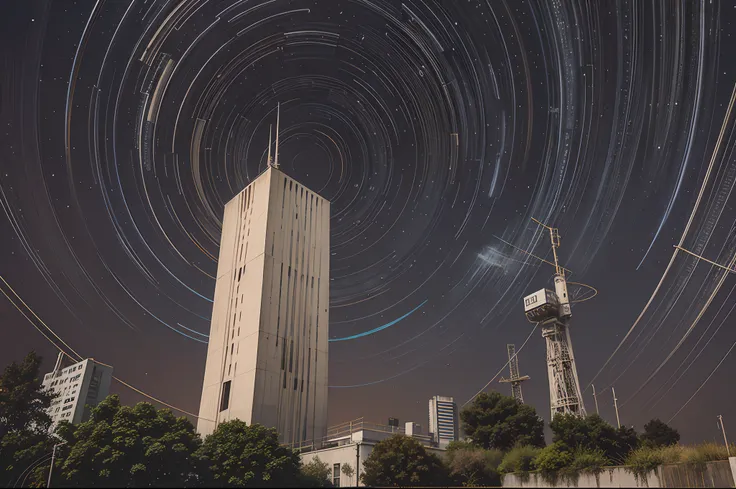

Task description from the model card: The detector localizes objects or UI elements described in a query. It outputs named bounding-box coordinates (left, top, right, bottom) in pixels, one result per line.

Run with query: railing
left=282, top=417, right=435, bottom=452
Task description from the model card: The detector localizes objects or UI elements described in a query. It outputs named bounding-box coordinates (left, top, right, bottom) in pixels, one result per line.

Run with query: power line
left=0, top=274, right=212, bottom=421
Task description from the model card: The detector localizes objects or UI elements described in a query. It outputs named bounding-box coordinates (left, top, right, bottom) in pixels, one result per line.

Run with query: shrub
left=681, top=443, right=735, bottom=465
left=447, top=446, right=503, bottom=487
left=625, top=445, right=682, bottom=476
left=533, top=442, right=573, bottom=473
left=498, top=445, right=541, bottom=474
left=570, top=447, right=608, bottom=473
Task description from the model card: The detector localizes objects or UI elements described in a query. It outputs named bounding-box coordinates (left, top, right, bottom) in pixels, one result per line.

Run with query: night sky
left=3, top=0, right=736, bottom=444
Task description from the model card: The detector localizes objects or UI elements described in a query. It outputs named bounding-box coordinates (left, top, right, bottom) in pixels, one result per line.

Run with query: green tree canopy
left=300, top=456, right=333, bottom=487
left=550, top=414, right=638, bottom=464
left=460, top=392, right=545, bottom=451
left=641, top=419, right=680, bottom=448
left=53, top=394, right=202, bottom=487
left=0, top=352, right=56, bottom=488
left=361, top=434, right=450, bottom=487
left=193, top=419, right=301, bottom=488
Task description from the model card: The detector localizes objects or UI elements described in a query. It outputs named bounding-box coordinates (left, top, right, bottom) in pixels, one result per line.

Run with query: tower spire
left=273, top=102, right=281, bottom=169
left=267, top=124, right=273, bottom=167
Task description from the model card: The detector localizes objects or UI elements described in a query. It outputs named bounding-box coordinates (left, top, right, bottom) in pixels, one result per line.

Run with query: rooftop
left=284, top=417, right=436, bottom=452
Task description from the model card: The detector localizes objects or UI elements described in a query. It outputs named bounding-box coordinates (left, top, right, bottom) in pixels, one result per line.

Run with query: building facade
left=298, top=418, right=445, bottom=488
left=197, top=167, right=330, bottom=447
left=42, top=353, right=113, bottom=431
left=428, top=395, right=459, bottom=448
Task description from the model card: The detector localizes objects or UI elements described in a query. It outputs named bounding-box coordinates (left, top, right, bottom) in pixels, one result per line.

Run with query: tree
left=446, top=443, right=502, bottom=487
left=340, top=463, right=355, bottom=486
left=300, top=456, right=333, bottom=487
left=641, top=419, right=680, bottom=448
left=53, top=394, right=202, bottom=487
left=194, top=420, right=301, bottom=487
left=550, top=414, right=638, bottom=464
left=0, top=352, right=56, bottom=488
left=460, top=392, right=545, bottom=451
left=361, top=434, right=450, bottom=487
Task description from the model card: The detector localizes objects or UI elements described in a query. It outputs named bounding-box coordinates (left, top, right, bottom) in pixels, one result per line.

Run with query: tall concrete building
left=42, top=353, right=113, bottom=432
left=197, top=166, right=330, bottom=446
left=428, top=395, right=459, bottom=448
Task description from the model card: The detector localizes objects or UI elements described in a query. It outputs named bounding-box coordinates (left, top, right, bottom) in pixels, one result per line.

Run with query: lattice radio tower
left=522, top=218, right=586, bottom=419
left=499, top=344, right=530, bottom=403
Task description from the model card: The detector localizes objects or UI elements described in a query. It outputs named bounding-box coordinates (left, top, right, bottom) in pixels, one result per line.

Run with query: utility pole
left=718, top=415, right=731, bottom=457
left=355, top=442, right=361, bottom=486
left=612, top=386, right=621, bottom=429
left=592, top=384, right=600, bottom=415
left=47, top=442, right=64, bottom=488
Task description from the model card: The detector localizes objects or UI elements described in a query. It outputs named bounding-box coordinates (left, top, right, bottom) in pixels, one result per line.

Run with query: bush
left=550, top=413, right=638, bottom=464
left=498, top=445, right=541, bottom=474
left=533, top=442, right=573, bottom=474
left=361, top=434, right=450, bottom=486
left=681, top=443, right=735, bottom=465
left=446, top=446, right=503, bottom=487
left=570, top=447, right=608, bottom=473
left=625, top=445, right=683, bottom=476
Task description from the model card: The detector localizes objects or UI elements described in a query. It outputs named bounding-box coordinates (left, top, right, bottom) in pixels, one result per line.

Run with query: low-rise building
left=294, top=418, right=446, bottom=487
left=42, top=353, right=113, bottom=431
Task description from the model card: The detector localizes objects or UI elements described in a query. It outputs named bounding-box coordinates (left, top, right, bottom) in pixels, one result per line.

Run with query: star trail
left=3, top=0, right=736, bottom=443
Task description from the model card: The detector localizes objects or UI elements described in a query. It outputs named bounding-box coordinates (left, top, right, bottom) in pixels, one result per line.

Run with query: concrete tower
left=197, top=166, right=330, bottom=447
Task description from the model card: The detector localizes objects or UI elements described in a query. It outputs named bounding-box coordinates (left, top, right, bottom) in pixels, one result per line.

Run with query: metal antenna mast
left=273, top=102, right=281, bottom=169
left=499, top=344, right=530, bottom=403
left=522, top=218, right=586, bottom=419
left=267, top=124, right=273, bottom=167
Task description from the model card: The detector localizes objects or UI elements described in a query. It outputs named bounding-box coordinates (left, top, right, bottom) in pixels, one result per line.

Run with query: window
left=333, top=464, right=340, bottom=487
left=220, top=381, right=232, bottom=412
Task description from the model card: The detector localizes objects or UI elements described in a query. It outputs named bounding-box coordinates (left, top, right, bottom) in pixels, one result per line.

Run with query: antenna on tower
left=267, top=124, right=273, bottom=167
left=273, top=102, right=281, bottom=169
left=523, top=217, right=587, bottom=419
left=499, top=344, right=530, bottom=403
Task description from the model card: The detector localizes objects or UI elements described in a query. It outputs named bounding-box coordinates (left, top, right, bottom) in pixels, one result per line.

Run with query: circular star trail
left=3, top=0, right=736, bottom=441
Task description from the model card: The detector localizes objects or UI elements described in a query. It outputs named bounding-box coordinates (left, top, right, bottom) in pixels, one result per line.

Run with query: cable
left=0, top=274, right=213, bottom=422
left=668, top=340, right=736, bottom=423
left=462, top=322, right=539, bottom=407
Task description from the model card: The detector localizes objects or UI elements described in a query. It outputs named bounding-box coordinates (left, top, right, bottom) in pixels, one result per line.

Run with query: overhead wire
left=0, top=274, right=212, bottom=421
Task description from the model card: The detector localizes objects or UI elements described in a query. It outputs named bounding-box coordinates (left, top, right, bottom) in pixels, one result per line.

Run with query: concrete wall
left=502, top=460, right=735, bottom=488
left=301, top=443, right=370, bottom=487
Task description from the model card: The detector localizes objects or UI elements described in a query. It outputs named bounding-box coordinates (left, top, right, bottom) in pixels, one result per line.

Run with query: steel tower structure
left=522, top=219, right=586, bottom=419
left=499, top=344, right=530, bottom=403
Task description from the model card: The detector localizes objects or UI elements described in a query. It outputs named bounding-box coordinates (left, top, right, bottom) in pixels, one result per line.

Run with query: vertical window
left=220, top=381, right=231, bottom=412
left=289, top=340, right=294, bottom=372
left=333, top=464, right=341, bottom=487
